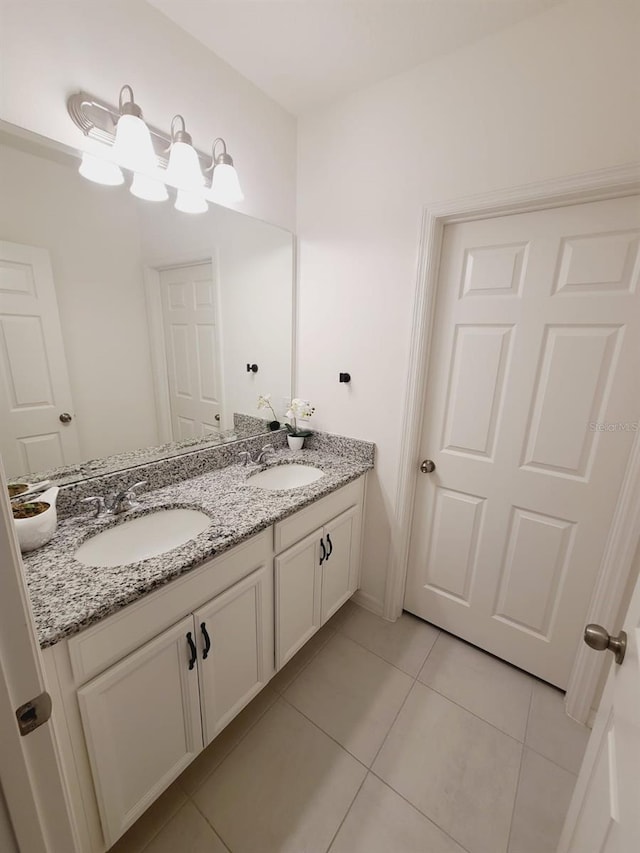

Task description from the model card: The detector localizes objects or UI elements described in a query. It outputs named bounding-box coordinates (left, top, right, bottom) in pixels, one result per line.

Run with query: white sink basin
left=248, top=464, right=324, bottom=490
left=75, top=508, right=211, bottom=567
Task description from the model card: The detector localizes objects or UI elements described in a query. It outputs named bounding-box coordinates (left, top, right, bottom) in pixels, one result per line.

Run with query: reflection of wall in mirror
left=138, top=203, right=293, bottom=430
left=0, top=141, right=159, bottom=463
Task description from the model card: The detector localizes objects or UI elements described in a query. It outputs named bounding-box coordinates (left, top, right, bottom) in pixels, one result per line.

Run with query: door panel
left=321, top=507, right=358, bottom=623
left=275, top=531, right=322, bottom=669
left=159, top=262, right=222, bottom=439
left=405, top=196, right=640, bottom=687
left=0, top=241, right=80, bottom=476
left=558, top=541, right=640, bottom=852
left=196, top=564, right=273, bottom=746
left=77, top=616, right=202, bottom=847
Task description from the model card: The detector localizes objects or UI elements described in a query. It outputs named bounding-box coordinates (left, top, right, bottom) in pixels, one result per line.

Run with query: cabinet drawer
left=274, top=476, right=364, bottom=553
left=69, top=529, right=271, bottom=685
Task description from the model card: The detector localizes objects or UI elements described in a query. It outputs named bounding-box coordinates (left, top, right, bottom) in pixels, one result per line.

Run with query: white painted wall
left=297, top=0, right=640, bottom=611
left=0, top=141, right=160, bottom=463
left=0, top=782, right=17, bottom=853
left=0, top=0, right=296, bottom=232
left=138, top=203, right=294, bottom=430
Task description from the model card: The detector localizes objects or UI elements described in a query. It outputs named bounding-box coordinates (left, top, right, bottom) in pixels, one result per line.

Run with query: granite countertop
left=23, top=447, right=373, bottom=649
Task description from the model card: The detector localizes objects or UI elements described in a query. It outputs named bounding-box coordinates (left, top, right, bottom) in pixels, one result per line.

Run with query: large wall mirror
left=0, top=122, right=294, bottom=485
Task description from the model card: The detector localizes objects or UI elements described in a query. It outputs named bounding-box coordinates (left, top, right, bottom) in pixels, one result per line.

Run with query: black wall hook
left=246, top=363, right=258, bottom=373
left=339, top=372, right=351, bottom=383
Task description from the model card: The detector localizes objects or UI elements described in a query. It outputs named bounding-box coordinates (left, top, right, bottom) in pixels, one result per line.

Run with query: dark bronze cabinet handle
left=186, top=632, right=197, bottom=670
left=326, top=534, right=333, bottom=560
left=201, top=622, right=211, bottom=660
left=320, top=537, right=326, bottom=565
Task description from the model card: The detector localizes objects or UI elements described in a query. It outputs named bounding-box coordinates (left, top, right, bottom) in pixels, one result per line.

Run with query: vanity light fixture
left=206, top=138, right=244, bottom=204
left=67, top=87, right=244, bottom=212
left=78, top=141, right=124, bottom=186
left=110, top=85, right=158, bottom=175
left=165, top=115, right=205, bottom=191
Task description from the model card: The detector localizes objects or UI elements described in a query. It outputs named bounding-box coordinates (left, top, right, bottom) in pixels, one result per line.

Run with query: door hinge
left=15, top=691, right=52, bottom=736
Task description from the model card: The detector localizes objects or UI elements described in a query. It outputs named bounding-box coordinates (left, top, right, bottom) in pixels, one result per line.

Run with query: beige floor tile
left=339, top=605, right=440, bottom=676
left=418, top=632, right=534, bottom=740
left=329, top=773, right=466, bottom=853
left=178, top=685, right=277, bottom=794
left=193, top=699, right=366, bottom=853
left=284, top=632, right=413, bottom=765
left=144, top=801, right=229, bottom=853
left=269, top=620, right=337, bottom=693
left=373, top=683, right=521, bottom=853
left=107, top=782, right=186, bottom=853
left=526, top=681, right=590, bottom=774
left=508, top=748, right=577, bottom=853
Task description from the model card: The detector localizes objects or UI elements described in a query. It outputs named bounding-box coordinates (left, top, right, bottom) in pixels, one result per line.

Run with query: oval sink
left=248, top=464, right=324, bottom=490
left=75, top=508, right=211, bottom=568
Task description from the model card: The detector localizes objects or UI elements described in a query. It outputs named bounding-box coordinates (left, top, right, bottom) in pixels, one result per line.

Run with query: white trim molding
left=385, top=163, right=640, bottom=720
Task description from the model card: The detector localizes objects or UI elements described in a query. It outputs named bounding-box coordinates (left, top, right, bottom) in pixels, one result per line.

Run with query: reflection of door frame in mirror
left=144, top=257, right=226, bottom=445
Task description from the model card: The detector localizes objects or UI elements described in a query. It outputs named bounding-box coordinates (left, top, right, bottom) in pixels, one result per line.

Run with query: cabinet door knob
left=326, top=534, right=333, bottom=560
left=200, top=622, right=211, bottom=660
left=186, top=632, right=197, bottom=670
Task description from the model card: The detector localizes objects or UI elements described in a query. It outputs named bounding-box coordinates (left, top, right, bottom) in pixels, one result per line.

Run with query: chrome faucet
left=82, top=481, right=147, bottom=517
left=238, top=444, right=275, bottom=466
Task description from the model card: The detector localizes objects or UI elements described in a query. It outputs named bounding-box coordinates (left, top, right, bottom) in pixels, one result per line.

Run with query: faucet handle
left=82, top=496, right=106, bottom=517
left=238, top=451, right=252, bottom=466
left=125, top=481, right=147, bottom=498
left=260, top=444, right=275, bottom=454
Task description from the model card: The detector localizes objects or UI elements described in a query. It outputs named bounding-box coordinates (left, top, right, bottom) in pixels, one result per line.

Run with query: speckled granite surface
left=23, top=442, right=374, bottom=649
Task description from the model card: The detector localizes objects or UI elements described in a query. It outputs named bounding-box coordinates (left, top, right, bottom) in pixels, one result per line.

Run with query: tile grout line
left=323, top=770, right=370, bottom=853
left=188, top=796, right=235, bottom=853
left=505, top=682, right=535, bottom=853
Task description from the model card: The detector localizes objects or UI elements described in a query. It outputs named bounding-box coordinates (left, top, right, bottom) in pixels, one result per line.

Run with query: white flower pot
left=14, top=486, right=59, bottom=553
left=287, top=435, right=305, bottom=451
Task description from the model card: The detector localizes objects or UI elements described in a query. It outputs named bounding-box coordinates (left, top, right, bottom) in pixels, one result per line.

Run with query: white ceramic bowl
left=14, top=486, right=59, bottom=553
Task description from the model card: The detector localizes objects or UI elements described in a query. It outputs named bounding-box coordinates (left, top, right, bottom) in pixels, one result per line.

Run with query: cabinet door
left=195, top=564, right=274, bottom=746
left=321, top=506, right=359, bottom=623
left=275, top=530, right=323, bottom=669
left=77, top=616, right=202, bottom=847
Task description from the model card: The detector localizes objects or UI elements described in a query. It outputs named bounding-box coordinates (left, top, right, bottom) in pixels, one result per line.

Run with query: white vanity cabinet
left=77, top=563, right=273, bottom=845
left=274, top=476, right=365, bottom=668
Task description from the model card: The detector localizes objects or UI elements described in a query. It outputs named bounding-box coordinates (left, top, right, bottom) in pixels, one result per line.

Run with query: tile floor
left=110, top=601, right=590, bottom=853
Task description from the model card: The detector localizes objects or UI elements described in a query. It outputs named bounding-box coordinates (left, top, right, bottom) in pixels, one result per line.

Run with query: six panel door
left=195, top=564, right=274, bottom=746
left=0, top=240, right=80, bottom=476
left=159, top=262, right=223, bottom=441
left=77, top=616, right=203, bottom=846
left=404, top=195, right=640, bottom=687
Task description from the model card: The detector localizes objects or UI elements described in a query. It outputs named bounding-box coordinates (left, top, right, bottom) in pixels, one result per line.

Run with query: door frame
left=0, top=458, right=78, bottom=852
left=385, top=162, right=640, bottom=723
left=143, top=256, right=226, bottom=442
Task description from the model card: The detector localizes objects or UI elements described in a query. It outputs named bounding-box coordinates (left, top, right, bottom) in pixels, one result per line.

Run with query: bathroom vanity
left=23, top=437, right=373, bottom=851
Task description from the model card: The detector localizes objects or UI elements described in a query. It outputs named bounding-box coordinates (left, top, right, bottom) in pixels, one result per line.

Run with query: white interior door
left=558, top=541, right=640, bottom=852
left=0, top=241, right=80, bottom=477
left=404, top=196, right=640, bottom=687
left=159, top=262, right=222, bottom=441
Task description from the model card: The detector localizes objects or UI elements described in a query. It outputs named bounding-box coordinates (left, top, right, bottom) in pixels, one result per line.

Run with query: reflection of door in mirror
left=157, top=262, right=223, bottom=441
left=0, top=241, right=80, bottom=477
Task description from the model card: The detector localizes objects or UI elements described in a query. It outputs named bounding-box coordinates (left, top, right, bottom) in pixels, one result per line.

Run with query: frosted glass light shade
left=175, top=189, right=208, bottom=214
left=208, top=163, right=244, bottom=204
left=165, top=141, right=204, bottom=191
left=79, top=151, right=124, bottom=186
left=111, top=113, right=158, bottom=174
left=130, top=172, right=168, bottom=202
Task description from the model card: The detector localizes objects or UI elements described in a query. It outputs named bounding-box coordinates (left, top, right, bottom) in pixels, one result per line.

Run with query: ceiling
left=148, top=0, right=562, bottom=115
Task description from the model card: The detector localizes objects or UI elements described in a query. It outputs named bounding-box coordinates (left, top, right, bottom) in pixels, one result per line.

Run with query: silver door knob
left=59, top=412, right=73, bottom=424
left=584, top=624, right=627, bottom=665
left=420, top=460, right=436, bottom=473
